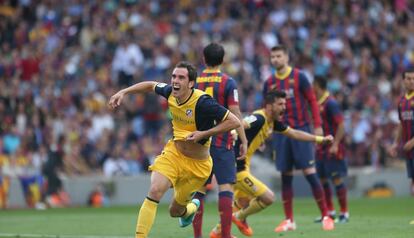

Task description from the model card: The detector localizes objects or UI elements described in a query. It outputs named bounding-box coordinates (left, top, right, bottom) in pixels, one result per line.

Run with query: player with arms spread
left=108, top=61, right=241, bottom=238
left=263, top=45, right=334, bottom=232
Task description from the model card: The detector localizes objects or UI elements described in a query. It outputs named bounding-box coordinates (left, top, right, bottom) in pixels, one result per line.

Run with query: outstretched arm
left=284, top=128, right=333, bottom=145
left=108, top=81, right=158, bottom=109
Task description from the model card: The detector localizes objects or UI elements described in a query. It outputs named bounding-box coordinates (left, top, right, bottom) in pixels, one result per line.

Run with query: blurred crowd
left=0, top=0, right=413, bottom=206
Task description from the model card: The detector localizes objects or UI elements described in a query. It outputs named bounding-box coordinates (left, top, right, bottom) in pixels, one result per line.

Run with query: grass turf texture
left=0, top=197, right=413, bottom=238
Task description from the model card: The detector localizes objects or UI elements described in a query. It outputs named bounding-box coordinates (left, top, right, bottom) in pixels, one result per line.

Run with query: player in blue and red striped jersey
left=391, top=68, right=414, bottom=199
left=263, top=45, right=334, bottom=232
left=193, top=43, right=248, bottom=238
left=313, top=76, right=349, bottom=223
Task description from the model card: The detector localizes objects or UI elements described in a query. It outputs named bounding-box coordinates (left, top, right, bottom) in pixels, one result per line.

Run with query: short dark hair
left=203, top=43, right=225, bottom=67
left=264, top=90, right=286, bottom=105
left=314, top=75, right=327, bottom=90
left=271, top=45, right=288, bottom=54
left=403, top=67, right=414, bottom=79
left=175, top=61, right=197, bottom=82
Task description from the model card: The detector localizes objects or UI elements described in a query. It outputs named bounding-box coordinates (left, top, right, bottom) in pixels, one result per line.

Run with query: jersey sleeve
left=298, top=71, right=321, bottom=128
left=327, top=100, right=344, bottom=125
left=274, top=120, right=289, bottom=133
left=244, top=114, right=266, bottom=130
left=196, top=95, right=230, bottom=122
left=154, top=83, right=172, bottom=99
left=226, top=78, right=239, bottom=106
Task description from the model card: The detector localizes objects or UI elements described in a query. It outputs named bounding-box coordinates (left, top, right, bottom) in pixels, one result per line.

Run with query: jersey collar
left=176, top=89, right=194, bottom=106
left=405, top=91, right=414, bottom=100
left=275, top=66, right=292, bottom=79
left=318, top=91, right=330, bottom=105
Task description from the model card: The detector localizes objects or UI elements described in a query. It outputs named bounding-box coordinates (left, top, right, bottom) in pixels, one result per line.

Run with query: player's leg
left=192, top=187, right=207, bottom=238
left=407, top=158, right=414, bottom=196
left=210, top=146, right=236, bottom=238
left=136, top=141, right=179, bottom=238
left=233, top=171, right=274, bottom=236
left=136, top=171, right=171, bottom=238
left=234, top=171, right=274, bottom=220
left=406, top=158, right=414, bottom=224
left=329, top=158, right=349, bottom=223
left=274, top=134, right=296, bottom=232
left=293, top=127, right=333, bottom=231
left=315, top=159, right=335, bottom=223
left=174, top=154, right=212, bottom=228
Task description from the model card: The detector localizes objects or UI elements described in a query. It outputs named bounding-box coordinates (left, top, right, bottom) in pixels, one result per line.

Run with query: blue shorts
left=273, top=125, right=315, bottom=172
left=316, top=158, right=348, bottom=179
left=205, top=145, right=236, bottom=185
left=406, top=159, right=414, bottom=178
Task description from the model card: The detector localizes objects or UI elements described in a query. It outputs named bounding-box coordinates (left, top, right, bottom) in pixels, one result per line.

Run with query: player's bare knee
left=148, top=185, right=164, bottom=201
left=260, top=190, right=275, bottom=206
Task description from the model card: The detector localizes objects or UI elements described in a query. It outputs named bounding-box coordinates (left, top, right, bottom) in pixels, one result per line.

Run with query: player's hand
left=186, top=131, right=207, bottom=143
left=237, top=141, right=248, bottom=160
left=314, top=127, right=323, bottom=136
left=321, top=135, right=334, bottom=145
left=403, top=139, right=414, bottom=152
left=389, top=143, right=398, bottom=157
left=328, top=143, right=338, bottom=155
left=108, top=91, right=126, bottom=109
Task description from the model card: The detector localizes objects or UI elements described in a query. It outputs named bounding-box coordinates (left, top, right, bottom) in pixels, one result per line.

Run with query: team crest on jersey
left=185, top=109, right=193, bottom=117
left=289, top=78, right=295, bottom=85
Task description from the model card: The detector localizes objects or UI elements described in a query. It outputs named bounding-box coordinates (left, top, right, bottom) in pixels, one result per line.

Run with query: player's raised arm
left=108, top=81, right=158, bottom=109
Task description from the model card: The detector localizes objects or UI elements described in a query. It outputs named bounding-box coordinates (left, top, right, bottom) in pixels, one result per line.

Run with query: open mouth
left=173, top=85, right=180, bottom=91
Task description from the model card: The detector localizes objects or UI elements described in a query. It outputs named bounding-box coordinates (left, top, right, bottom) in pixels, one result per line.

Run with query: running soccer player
left=108, top=61, right=241, bottom=238
left=263, top=45, right=334, bottom=232
left=193, top=43, right=248, bottom=238
left=313, top=75, right=349, bottom=223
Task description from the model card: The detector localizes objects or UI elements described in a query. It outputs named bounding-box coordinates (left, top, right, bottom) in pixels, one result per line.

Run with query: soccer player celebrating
left=193, top=43, right=248, bottom=238
left=390, top=68, right=414, bottom=225
left=108, top=61, right=241, bottom=238
left=313, top=76, right=349, bottom=223
left=263, top=45, right=334, bottom=232
left=217, top=90, right=333, bottom=236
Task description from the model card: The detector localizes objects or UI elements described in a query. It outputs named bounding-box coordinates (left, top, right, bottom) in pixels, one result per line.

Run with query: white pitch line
left=0, top=233, right=133, bottom=238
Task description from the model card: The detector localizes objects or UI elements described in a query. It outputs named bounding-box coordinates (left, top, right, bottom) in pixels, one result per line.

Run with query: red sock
left=323, top=182, right=334, bottom=212
left=218, top=191, right=233, bottom=238
left=335, top=184, right=348, bottom=213
left=281, top=174, right=294, bottom=220
left=306, top=174, right=328, bottom=217
left=192, top=192, right=205, bottom=238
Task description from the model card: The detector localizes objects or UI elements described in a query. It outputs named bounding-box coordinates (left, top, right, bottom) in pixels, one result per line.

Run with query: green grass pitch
left=0, top=197, right=413, bottom=238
